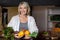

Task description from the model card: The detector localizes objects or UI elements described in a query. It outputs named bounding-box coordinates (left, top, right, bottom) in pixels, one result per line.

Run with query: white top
left=7, top=15, right=38, bottom=33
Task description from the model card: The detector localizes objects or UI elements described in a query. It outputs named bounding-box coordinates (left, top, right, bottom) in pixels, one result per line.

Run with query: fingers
left=14, top=34, right=23, bottom=38
left=14, top=34, right=20, bottom=38
left=24, top=35, right=31, bottom=39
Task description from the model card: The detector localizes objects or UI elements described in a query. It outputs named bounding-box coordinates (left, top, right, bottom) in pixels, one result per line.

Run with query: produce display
left=53, top=28, right=60, bottom=32
left=18, top=30, right=37, bottom=38
left=3, top=27, right=38, bottom=40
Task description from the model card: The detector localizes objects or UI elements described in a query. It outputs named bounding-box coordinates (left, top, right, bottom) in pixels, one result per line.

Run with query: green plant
left=2, top=27, right=14, bottom=40
left=29, top=32, right=38, bottom=38
left=43, top=32, right=48, bottom=34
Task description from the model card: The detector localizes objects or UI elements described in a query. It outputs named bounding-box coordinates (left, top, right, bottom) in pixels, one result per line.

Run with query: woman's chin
left=21, top=12, right=26, bottom=15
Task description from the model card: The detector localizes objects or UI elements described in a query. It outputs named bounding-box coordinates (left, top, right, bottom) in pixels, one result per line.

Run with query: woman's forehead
left=18, top=4, right=27, bottom=8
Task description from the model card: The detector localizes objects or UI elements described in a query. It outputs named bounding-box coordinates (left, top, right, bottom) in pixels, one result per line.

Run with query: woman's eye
left=24, top=7, right=27, bottom=9
left=19, top=7, right=27, bottom=9
left=19, top=8, right=22, bottom=9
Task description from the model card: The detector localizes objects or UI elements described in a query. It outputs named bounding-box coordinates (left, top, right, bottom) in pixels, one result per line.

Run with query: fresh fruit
left=17, top=30, right=30, bottom=38
left=25, top=30, right=30, bottom=36
left=18, top=31, right=24, bottom=37
left=53, top=28, right=60, bottom=32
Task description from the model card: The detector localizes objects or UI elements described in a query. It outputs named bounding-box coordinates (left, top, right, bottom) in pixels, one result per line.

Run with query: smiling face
left=18, top=4, right=28, bottom=15
left=18, top=2, right=30, bottom=16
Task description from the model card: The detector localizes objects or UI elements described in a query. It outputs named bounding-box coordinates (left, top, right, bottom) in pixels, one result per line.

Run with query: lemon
left=18, top=31, right=24, bottom=37
left=25, top=30, right=30, bottom=36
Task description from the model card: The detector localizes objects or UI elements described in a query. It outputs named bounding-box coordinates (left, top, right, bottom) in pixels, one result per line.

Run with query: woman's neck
left=20, top=14, right=27, bottom=17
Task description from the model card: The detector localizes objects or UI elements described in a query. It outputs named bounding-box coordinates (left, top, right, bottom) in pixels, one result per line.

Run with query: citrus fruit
left=18, top=31, right=24, bottom=37
left=25, top=30, right=30, bottom=36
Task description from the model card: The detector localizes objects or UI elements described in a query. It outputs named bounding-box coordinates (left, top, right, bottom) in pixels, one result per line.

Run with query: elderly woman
left=7, top=1, right=38, bottom=40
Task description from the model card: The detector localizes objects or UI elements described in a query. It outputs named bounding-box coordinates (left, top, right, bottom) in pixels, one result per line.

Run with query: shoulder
left=28, top=15, right=35, bottom=21
left=28, top=15, right=35, bottom=19
left=11, top=15, right=19, bottom=20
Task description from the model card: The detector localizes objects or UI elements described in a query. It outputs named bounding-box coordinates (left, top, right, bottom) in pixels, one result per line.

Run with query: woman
left=7, top=1, right=38, bottom=40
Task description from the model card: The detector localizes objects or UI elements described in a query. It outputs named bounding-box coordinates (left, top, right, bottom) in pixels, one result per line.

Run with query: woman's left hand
left=24, top=35, right=31, bottom=39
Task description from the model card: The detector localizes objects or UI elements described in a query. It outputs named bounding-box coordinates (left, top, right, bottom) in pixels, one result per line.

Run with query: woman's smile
left=19, top=4, right=27, bottom=15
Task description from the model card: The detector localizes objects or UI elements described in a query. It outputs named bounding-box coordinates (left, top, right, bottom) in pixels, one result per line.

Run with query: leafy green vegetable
left=43, top=32, right=48, bottom=34
left=2, top=27, right=14, bottom=40
left=29, top=32, right=38, bottom=38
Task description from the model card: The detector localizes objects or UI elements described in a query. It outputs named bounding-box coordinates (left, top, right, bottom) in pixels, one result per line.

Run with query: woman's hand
left=14, top=34, right=20, bottom=38
left=14, top=33, right=24, bottom=38
left=24, top=35, right=31, bottom=39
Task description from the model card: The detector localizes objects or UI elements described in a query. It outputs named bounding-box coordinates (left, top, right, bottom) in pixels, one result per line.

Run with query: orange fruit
left=25, top=30, right=30, bottom=36
left=18, top=31, right=24, bottom=37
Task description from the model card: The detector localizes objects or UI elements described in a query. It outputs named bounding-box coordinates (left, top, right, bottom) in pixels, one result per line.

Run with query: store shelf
left=48, top=7, right=60, bottom=31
